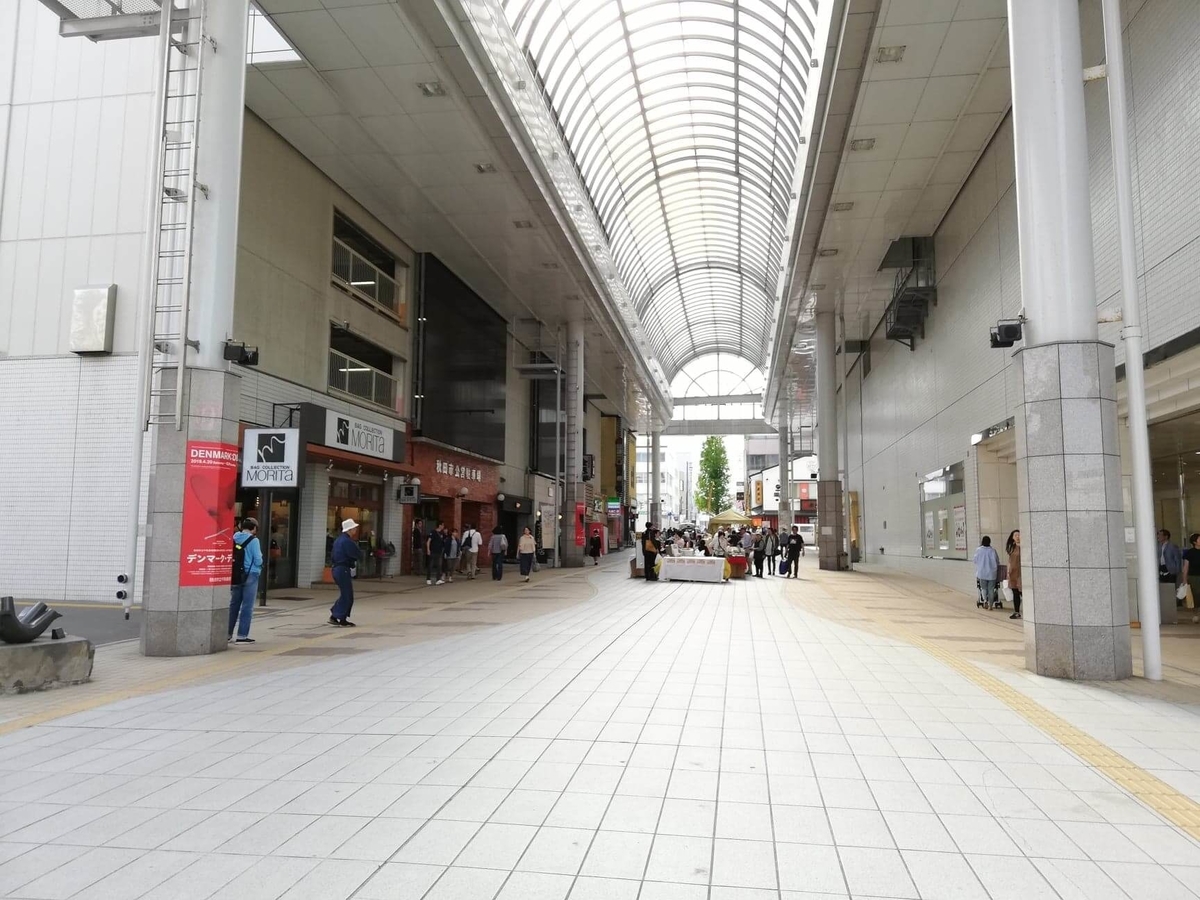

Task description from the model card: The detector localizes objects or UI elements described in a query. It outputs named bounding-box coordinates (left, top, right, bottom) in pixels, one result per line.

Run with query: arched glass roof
left=671, top=352, right=765, bottom=397
left=503, top=0, right=826, bottom=379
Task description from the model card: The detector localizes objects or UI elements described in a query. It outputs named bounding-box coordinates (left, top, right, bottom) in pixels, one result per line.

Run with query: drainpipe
left=1100, top=0, right=1162, bottom=680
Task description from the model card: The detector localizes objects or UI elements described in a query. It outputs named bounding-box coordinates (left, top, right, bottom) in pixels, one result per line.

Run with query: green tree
left=695, top=436, right=731, bottom=513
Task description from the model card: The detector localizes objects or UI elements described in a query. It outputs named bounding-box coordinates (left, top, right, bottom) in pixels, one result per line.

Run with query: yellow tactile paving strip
left=796, top=568, right=1200, bottom=842
left=0, top=567, right=599, bottom=738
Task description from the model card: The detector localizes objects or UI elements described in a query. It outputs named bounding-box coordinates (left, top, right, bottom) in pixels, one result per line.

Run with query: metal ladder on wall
left=145, top=0, right=208, bottom=429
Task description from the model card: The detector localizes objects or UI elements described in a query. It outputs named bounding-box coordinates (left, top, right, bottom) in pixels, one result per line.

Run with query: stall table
left=660, top=556, right=727, bottom=583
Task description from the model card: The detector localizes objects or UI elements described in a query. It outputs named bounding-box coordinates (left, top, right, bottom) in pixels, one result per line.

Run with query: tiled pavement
left=1, top=559, right=1199, bottom=899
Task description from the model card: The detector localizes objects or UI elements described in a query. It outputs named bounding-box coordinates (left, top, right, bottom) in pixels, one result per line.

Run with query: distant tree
left=695, top=436, right=731, bottom=513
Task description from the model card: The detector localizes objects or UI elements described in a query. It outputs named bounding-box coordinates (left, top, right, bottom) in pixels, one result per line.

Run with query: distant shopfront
left=235, top=402, right=413, bottom=589
left=405, top=440, right=500, bottom=568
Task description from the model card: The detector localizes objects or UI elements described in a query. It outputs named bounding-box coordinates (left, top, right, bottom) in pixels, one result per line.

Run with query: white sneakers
left=426, top=579, right=432, bottom=585
left=436, top=579, right=445, bottom=585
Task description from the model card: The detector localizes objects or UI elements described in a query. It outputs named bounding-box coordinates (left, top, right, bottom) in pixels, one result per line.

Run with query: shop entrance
left=1149, top=411, right=1200, bottom=543
left=327, top=477, right=385, bottom=577
left=234, top=490, right=298, bottom=590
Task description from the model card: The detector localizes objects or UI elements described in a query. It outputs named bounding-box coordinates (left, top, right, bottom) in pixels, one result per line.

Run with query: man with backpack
left=228, top=517, right=263, bottom=644
left=460, top=523, right=480, bottom=579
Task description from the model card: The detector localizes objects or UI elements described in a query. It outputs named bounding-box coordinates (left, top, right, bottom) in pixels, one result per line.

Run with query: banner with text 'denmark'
left=179, top=441, right=239, bottom=587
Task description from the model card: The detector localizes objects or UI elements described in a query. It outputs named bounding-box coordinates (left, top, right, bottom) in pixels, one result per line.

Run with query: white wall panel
left=845, top=0, right=1200, bottom=595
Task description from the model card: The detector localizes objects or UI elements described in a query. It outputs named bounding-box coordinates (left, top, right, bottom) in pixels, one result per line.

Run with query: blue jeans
left=228, top=574, right=258, bottom=639
left=492, top=554, right=504, bottom=580
left=331, top=566, right=354, bottom=620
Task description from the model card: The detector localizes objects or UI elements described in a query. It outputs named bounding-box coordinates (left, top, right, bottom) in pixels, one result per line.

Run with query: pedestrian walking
left=444, top=529, right=462, bottom=583
left=329, top=518, right=361, bottom=627
left=973, top=535, right=1001, bottom=610
left=1005, top=530, right=1023, bottom=620
left=489, top=527, right=508, bottom=580
left=460, top=523, right=480, bottom=579
left=228, top=517, right=263, bottom=643
left=1159, top=529, right=1182, bottom=591
left=426, top=522, right=446, bottom=585
left=411, top=520, right=425, bottom=576
left=1182, top=533, right=1200, bottom=615
left=643, top=527, right=661, bottom=581
left=518, top=527, right=537, bottom=581
left=589, top=529, right=603, bottom=565
left=784, top=525, right=803, bottom=578
left=752, top=530, right=766, bottom=577
left=764, top=528, right=778, bottom=576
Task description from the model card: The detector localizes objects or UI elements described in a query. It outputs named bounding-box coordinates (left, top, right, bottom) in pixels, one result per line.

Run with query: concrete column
left=560, top=320, right=586, bottom=566
left=815, top=311, right=844, bottom=569
left=141, top=0, right=249, bottom=656
left=650, top=431, right=662, bottom=525
left=778, top=403, right=791, bottom=531
left=143, top=368, right=243, bottom=656
left=1008, top=0, right=1131, bottom=679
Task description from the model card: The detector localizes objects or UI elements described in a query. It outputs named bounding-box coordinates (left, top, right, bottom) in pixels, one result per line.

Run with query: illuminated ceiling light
left=832, top=201, right=854, bottom=212
left=818, top=248, right=839, bottom=258
left=876, top=45, right=906, bottom=64
left=474, top=162, right=498, bottom=174
left=850, top=138, right=876, bottom=152
left=417, top=81, right=445, bottom=97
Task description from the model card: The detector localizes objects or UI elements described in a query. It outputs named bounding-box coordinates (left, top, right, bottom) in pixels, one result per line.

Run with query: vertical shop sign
left=575, top=501, right=586, bottom=546
left=180, top=441, right=240, bottom=586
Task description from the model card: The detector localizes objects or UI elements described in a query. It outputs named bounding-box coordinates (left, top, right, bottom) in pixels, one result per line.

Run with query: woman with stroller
left=973, top=535, right=1002, bottom=610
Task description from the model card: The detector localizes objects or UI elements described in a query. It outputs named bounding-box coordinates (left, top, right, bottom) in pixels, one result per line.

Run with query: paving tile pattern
left=1, top=563, right=1198, bottom=899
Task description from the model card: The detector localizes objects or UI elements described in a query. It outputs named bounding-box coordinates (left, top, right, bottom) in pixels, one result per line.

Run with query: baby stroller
left=976, top=579, right=1003, bottom=610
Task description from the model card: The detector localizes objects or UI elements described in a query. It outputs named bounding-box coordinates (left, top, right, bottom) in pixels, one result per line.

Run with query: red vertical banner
left=575, top=502, right=585, bottom=547
left=179, top=441, right=240, bottom=587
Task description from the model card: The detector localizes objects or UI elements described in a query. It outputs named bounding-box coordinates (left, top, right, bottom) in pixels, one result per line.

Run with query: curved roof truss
left=503, top=0, right=827, bottom=379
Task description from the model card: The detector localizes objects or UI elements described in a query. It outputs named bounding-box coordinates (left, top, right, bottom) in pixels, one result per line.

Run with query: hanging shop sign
left=325, top=410, right=393, bottom=460
left=180, top=441, right=239, bottom=587
left=606, top=498, right=622, bottom=519
left=575, top=502, right=586, bottom=546
left=241, top=428, right=300, bottom=487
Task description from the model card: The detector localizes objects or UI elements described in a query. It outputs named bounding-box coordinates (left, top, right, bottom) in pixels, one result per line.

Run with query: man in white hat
left=329, top=518, right=361, bottom=627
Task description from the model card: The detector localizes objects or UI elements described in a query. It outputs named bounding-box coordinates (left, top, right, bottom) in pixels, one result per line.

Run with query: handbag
left=1177, top=584, right=1188, bottom=602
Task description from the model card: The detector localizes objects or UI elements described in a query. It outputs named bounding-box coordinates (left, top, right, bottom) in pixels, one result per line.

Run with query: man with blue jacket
left=229, top=517, right=263, bottom=644
left=329, top=518, right=361, bottom=627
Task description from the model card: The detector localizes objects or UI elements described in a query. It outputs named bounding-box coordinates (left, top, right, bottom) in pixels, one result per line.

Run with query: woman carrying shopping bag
left=1005, top=530, right=1022, bottom=620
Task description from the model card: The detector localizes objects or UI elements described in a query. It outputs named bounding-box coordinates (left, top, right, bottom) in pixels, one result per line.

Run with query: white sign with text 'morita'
left=242, top=428, right=300, bottom=488
left=325, top=410, right=393, bottom=460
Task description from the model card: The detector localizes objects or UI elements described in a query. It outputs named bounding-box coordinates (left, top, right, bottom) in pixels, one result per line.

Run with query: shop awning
left=306, top=443, right=419, bottom=477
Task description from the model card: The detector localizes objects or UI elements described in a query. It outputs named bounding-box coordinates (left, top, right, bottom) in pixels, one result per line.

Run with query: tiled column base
left=817, top=481, right=845, bottom=570
left=143, top=368, right=242, bottom=657
left=1012, top=341, right=1132, bottom=680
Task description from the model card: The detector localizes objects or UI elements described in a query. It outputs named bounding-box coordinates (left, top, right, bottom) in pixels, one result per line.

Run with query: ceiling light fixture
left=540, top=262, right=560, bottom=270
left=818, top=248, right=838, bottom=258
left=513, top=220, right=534, bottom=229
left=832, top=201, right=854, bottom=212
left=417, top=81, right=445, bottom=97
left=811, top=283, right=826, bottom=290
left=850, top=138, right=876, bottom=152
left=474, top=162, right=497, bottom=174
left=876, top=45, right=906, bottom=64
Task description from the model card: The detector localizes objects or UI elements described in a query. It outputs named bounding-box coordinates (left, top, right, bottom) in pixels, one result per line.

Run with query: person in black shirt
left=784, top=526, right=803, bottom=579
left=643, top=527, right=661, bottom=581
left=426, top=522, right=447, bottom=585
left=1182, top=533, right=1200, bottom=613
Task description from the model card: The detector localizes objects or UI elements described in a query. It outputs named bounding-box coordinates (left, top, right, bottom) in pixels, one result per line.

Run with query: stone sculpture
left=0, top=597, right=62, bottom=644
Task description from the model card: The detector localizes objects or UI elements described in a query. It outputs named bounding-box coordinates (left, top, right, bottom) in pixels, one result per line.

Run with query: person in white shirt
left=459, top=524, right=480, bottom=579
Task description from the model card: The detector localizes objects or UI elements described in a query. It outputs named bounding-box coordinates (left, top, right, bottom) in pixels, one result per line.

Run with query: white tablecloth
left=659, top=556, right=726, bottom=583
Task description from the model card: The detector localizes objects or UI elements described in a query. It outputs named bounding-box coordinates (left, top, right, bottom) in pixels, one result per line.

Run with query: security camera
left=990, top=319, right=1023, bottom=349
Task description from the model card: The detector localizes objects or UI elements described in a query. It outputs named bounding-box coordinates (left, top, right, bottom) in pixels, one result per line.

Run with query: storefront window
left=327, top=478, right=384, bottom=575
left=919, top=461, right=968, bottom=560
